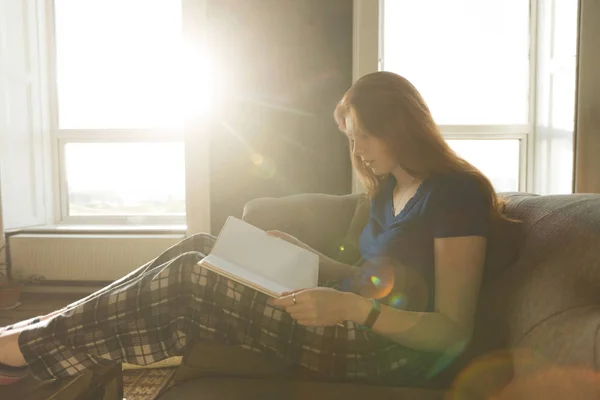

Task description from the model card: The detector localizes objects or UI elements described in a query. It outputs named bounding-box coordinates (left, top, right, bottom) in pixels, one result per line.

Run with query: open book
left=197, top=216, right=320, bottom=297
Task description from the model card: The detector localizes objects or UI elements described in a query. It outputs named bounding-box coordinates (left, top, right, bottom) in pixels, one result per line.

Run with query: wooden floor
left=0, top=293, right=83, bottom=327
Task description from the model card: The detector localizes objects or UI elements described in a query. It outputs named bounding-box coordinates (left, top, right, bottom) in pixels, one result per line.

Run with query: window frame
left=44, top=0, right=209, bottom=228
left=56, top=132, right=186, bottom=226
left=353, top=0, right=539, bottom=194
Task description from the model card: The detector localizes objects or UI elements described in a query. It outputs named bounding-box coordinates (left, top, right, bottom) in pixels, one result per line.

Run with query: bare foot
left=0, top=331, right=26, bottom=367
left=0, top=309, right=62, bottom=335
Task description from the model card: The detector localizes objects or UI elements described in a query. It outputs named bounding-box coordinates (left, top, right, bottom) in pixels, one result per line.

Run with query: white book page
left=201, top=255, right=292, bottom=297
left=204, top=216, right=319, bottom=295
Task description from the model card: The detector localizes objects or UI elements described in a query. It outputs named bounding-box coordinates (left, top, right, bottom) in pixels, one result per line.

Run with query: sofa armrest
left=468, top=305, right=600, bottom=399
left=242, top=193, right=363, bottom=258
left=514, top=304, right=600, bottom=371
left=443, top=306, right=600, bottom=400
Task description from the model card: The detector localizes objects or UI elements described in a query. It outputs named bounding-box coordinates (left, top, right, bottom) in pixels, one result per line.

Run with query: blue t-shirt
left=349, top=172, right=490, bottom=313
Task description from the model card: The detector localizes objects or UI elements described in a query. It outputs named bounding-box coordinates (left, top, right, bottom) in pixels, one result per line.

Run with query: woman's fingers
left=270, top=296, right=307, bottom=309
left=281, top=288, right=305, bottom=296
left=266, top=230, right=303, bottom=247
left=269, top=293, right=294, bottom=307
left=269, top=289, right=307, bottom=306
left=266, top=230, right=292, bottom=240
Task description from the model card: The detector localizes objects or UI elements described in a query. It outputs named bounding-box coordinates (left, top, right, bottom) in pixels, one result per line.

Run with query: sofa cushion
left=242, top=193, right=361, bottom=259
left=158, top=377, right=447, bottom=400
left=171, top=342, right=291, bottom=384
left=0, top=363, right=122, bottom=400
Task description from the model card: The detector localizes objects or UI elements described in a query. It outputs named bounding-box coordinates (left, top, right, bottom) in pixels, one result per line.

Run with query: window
left=64, top=142, right=185, bottom=217
left=54, top=0, right=184, bottom=130
left=533, top=0, right=579, bottom=195
left=52, top=0, right=189, bottom=224
left=380, top=0, right=529, bottom=192
left=354, top=0, right=579, bottom=194
left=446, top=140, right=520, bottom=193
left=382, top=0, right=530, bottom=126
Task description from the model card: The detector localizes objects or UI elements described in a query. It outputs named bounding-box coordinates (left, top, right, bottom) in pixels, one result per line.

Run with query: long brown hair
left=334, top=71, right=510, bottom=222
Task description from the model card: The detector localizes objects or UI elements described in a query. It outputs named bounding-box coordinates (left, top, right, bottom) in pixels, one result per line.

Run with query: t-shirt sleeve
left=430, top=176, right=490, bottom=238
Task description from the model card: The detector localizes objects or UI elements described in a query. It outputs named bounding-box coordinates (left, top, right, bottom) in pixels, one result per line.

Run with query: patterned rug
left=123, top=367, right=178, bottom=400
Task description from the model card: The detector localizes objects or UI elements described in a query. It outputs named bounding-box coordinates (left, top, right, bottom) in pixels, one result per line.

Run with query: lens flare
left=424, top=339, right=469, bottom=381
left=447, top=349, right=548, bottom=400
left=251, top=153, right=264, bottom=165
left=328, top=239, right=360, bottom=265
left=388, top=292, right=406, bottom=308
left=370, top=275, right=381, bottom=287
left=345, top=258, right=431, bottom=334
left=250, top=155, right=276, bottom=179
left=494, top=366, right=600, bottom=400
left=356, top=260, right=395, bottom=300
left=339, top=255, right=431, bottom=331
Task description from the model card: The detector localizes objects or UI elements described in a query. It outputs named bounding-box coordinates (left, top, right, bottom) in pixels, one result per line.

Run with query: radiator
left=8, top=234, right=185, bottom=282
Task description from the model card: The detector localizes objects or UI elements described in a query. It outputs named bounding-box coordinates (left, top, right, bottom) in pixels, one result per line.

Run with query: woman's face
left=345, top=115, right=397, bottom=176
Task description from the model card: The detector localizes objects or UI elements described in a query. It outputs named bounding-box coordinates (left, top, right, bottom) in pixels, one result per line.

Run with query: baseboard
left=21, top=283, right=105, bottom=297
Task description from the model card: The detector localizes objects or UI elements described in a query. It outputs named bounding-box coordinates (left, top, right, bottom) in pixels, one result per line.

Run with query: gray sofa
left=158, top=191, right=600, bottom=399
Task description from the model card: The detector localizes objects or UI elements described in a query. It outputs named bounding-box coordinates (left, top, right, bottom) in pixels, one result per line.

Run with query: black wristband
left=362, top=298, right=381, bottom=329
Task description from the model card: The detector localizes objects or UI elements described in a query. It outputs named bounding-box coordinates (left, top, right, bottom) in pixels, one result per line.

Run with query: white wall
left=351, top=0, right=379, bottom=194
left=0, top=0, right=51, bottom=230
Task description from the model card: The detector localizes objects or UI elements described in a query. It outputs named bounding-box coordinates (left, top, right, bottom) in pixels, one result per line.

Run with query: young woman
left=0, top=71, right=510, bottom=387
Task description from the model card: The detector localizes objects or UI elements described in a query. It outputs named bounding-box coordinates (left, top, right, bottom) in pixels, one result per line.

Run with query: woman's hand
left=266, top=230, right=309, bottom=251
left=269, top=287, right=351, bottom=327
left=266, top=230, right=357, bottom=285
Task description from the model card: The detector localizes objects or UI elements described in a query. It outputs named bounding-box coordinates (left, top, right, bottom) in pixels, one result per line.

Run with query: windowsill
left=5, top=224, right=187, bottom=237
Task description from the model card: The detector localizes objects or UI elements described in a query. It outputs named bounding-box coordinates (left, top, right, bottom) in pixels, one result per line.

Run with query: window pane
left=553, top=0, right=579, bottom=59
left=551, top=60, right=577, bottom=131
left=533, top=0, right=578, bottom=195
left=383, top=0, right=530, bottom=125
left=446, top=139, right=520, bottom=192
left=55, top=0, right=183, bottom=129
left=550, top=0, right=579, bottom=132
left=65, top=143, right=185, bottom=216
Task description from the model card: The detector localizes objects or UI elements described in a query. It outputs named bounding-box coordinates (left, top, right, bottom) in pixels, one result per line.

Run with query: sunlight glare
left=180, top=42, right=220, bottom=119
left=55, top=0, right=221, bottom=129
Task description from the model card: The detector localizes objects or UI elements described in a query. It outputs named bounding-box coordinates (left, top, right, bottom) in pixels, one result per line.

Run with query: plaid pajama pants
left=17, top=233, right=445, bottom=386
